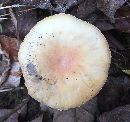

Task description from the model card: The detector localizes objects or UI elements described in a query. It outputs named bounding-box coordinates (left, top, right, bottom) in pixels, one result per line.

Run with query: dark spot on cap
left=26, top=63, right=38, bottom=76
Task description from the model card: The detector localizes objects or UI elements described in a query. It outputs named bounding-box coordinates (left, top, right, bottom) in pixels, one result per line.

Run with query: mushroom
left=18, top=14, right=111, bottom=110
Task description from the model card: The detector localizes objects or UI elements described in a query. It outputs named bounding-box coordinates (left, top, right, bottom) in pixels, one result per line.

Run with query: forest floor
left=0, top=0, right=130, bottom=122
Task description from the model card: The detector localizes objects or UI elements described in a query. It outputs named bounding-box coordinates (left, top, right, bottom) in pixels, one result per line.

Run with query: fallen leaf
left=0, top=35, right=19, bottom=62
left=53, top=109, right=76, bottom=122
left=3, top=62, right=22, bottom=87
left=42, top=112, right=53, bottom=122
left=99, top=105, right=130, bottom=122
left=50, top=0, right=78, bottom=12
left=86, top=11, right=114, bottom=31
left=76, top=0, right=96, bottom=20
left=53, top=98, right=97, bottom=122
left=95, top=20, right=114, bottom=31
left=0, top=98, right=28, bottom=122
left=97, top=0, right=127, bottom=22
left=0, top=44, right=10, bottom=85
left=17, top=104, right=27, bottom=118
left=98, top=76, right=130, bottom=113
left=115, top=5, right=130, bottom=33
left=2, top=7, right=38, bottom=40
left=0, top=109, right=18, bottom=122
left=31, top=114, right=43, bottom=122
left=40, top=103, right=54, bottom=114
left=1, top=19, right=16, bottom=38
left=18, top=0, right=53, bottom=11
left=16, top=7, right=37, bottom=40
left=122, top=70, right=130, bottom=75
left=26, top=98, right=41, bottom=121
left=14, top=0, right=79, bottom=12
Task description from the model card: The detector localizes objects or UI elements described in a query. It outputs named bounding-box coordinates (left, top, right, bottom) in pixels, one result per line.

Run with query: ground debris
left=98, top=76, right=130, bottom=113
left=0, top=35, right=19, bottom=62
left=53, top=98, right=98, bottom=122
left=31, top=114, right=43, bottom=122
left=3, top=62, right=22, bottom=87
left=115, top=5, right=130, bottom=33
left=0, top=44, right=10, bottom=86
left=97, top=0, right=127, bottom=22
left=99, top=105, right=130, bottom=122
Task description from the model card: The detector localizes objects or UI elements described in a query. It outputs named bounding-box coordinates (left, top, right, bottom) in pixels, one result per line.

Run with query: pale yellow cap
left=18, top=13, right=111, bottom=110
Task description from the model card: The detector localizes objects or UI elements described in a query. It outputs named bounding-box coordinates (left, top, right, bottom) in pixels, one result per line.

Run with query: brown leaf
left=99, top=105, right=130, bottom=122
left=97, top=0, right=127, bottom=22
left=115, top=6, right=130, bottom=33
left=0, top=35, right=19, bottom=62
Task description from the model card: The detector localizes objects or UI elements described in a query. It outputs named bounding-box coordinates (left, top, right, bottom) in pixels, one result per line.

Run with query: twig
left=0, top=7, right=36, bottom=18
left=0, top=18, right=8, bottom=20
left=0, top=87, right=24, bottom=93
left=0, top=4, right=26, bottom=10
left=9, top=8, right=20, bottom=42
left=0, top=97, right=29, bottom=122
left=9, top=8, right=17, bottom=31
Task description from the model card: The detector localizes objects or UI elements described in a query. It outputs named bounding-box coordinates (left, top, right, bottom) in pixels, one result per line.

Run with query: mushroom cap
left=18, top=14, right=111, bottom=110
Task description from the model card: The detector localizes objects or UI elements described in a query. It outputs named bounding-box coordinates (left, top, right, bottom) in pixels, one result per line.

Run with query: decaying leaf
left=122, top=70, right=130, bottom=75
left=99, top=105, right=130, bottom=122
left=98, top=76, right=130, bottom=113
left=97, top=0, right=127, bottom=22
left=0, top=109, right=18, bottom=122
left=31, top=114, right=43, bottom=122
left=0, top=35, right=19, bottom=62
left=17, top=104, right=27, bottom=119
left=76, top=0, right=96, bottom=20
left=53, top=109, right=76, bottom=122
left=0, top=24, right=2, bottom=33
left=0, top=99, right=27, bottom=122
left=26, top=98, right=41, bottom=121
left=3, top=62, right=22, bottom=87
left=0, top=44, right=10, bottom=85
left=115, top=6, right=130, bottom=33
left=0, top=98, right=28, bottom=122
left=16, top=7, right=37, bottom=40
left=53, top=98, right=97, bottom=122
left=18, top=0, right=53, bottom=11
left=0, top=36, right=22, bottom=87
left=86, top=11, right=114, bottom=31
left=17, top=0, right=79, bottom=12
left=1, top=7, right=38, bottom=40
left=51, top=0, right=78, bottom=12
